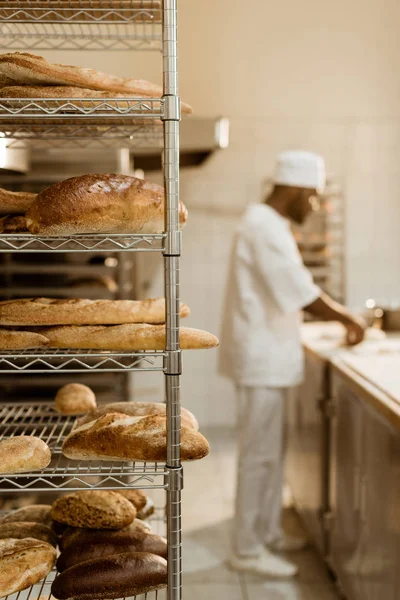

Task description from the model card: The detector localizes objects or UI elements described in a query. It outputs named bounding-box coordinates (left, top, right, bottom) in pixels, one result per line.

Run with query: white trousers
left=233, top=385, right=287, bottom=557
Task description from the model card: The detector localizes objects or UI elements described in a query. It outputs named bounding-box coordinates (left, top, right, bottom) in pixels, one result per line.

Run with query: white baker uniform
left=219, top=202, right=320, bottom=556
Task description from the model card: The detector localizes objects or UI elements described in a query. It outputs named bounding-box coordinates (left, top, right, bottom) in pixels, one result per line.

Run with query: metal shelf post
left=162, top=0, right=182, bottom=598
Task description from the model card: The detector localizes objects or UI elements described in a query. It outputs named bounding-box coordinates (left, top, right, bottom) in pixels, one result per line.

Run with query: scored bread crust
left=0, top=297, right=190, bottom=326
left=0, top=187, right=37, bottom=214
left=75, top=401, right=199, bottom=431
left=41, top=324, right=219, bottom=350
left=0, top=537, right=56, bottom=598
left=0, top=505, right=53, bottom=527
left=25, top=173, right=188, bottom=236
left=51, top=490, right=136, bottom=529
left=0, top=522, right=58, bottom=547
left=0, top=436, right=51, bottom=474
left=0, top=329, right=49, bottom=349
left=62, top=413, right=210, bottom=462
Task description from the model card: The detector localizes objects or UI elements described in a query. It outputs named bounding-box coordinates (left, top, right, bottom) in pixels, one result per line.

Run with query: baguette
left=62, top=413, right=210, bottom=462
left=0, top=328, right=49, bottom=349
left=57, top=531, right=167, bottom=571
left=0, top=521, right=58, bottom=547
left=75, top=401, right=199, bottom=431
left=60, top=518, right=152, bottom=552
left=0, top=436, right=51, bottom=474
left=51, top=490, right=136, bottom=529
left=0, top=297, right=190, bottom=326
left=0, top=187, right=36, bottom=214
left=55, top=383, right=97, bottom=416
left=25, top=174, right=188, bottom=236
left=41, top=323, right=219, bottom=350
left=0, top=52, right=192, bottom=113
left=51, top=552, right=167, bottom=600
left=0, top=538, right=56, bottom=598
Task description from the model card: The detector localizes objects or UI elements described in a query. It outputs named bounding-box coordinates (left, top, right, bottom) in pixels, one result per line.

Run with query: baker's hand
left=344, top=316, right=367, bottom=346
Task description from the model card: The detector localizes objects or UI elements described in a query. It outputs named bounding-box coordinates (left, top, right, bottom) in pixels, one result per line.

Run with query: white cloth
left=219, top=203, right=320, bottom=387
left=274, top=150, right=326, bottom=193
left=234, top=385, right=286, bottom=556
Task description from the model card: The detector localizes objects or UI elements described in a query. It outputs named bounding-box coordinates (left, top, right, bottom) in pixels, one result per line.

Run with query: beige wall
left=42, top=0, right=400, bottom=425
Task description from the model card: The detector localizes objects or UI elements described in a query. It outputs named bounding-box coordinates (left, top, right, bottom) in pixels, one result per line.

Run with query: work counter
left=285, top=322, right=400, bottom=600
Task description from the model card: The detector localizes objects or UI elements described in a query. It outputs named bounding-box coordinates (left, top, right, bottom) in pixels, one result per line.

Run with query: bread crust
left=0, top=328, right=49, bottom=349
left=59, top=518, right=151, bottom=552
left=0, top=436, right=51, bottom=474
left=51, top=490, right=136, bottom=529
left=0, top=187, right=36, bottom=214
left=0, top=521, right=58, bottom=546
left=55, top=383, right=97, bottom=416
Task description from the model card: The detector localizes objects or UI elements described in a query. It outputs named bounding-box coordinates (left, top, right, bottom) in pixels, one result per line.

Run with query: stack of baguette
left=0, top=297, right=220, bottom=351
left=0, top=490, right=167, bottom=599
left=0, top=173, right=188, bottom=235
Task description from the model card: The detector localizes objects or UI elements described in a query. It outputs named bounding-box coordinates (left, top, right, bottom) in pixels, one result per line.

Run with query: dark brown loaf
left=0, top=504, right=53, bottom=527
left=0, top=297, right=190, bottom=326
left=57, top=531, right=168, bottom=571
left=0, top=328, right=49, bottom=349
left=0, top=214, right=28, bottom=233
left=51, top=552, right=167, bottom=600
left=51, top=490, right=136, bottom=529
left=41, top=323, right=219, bottom=350
left=76, top=401, right=199, bottom=431
left=25, top=173, right=188, bottom=236
left=0, top=521, right=58, bottom=546
left=62, top=413, right=210, bottom=462
left=0, top=537, right=56, bottom=597
left=60, top=518, right=152, bottom=551
left=0, top=187, right=36, bottom=214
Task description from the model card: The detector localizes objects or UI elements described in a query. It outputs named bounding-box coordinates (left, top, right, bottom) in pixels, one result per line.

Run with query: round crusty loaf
left=0, top=328, right=49, bottom=350
left=55, top=383, right=97, bottom=416
left=0, top=436, right=51, bottom=474
left=59, top=518, right=151, bottom=552
left=0, top=521, right=57, bottom=547
left=57, top=530, right=168, bottom=571
left=25, top=173, right=189, bottom=236
left=116, top=490, right=155, bottom=520
left=42, top=323, right=219, bottom=351
left=0, top=186, right=36, bottom=214
left=51, top=490, right=136, bottom=529
left=0, top=537, right=56, bottom=598
left=0, top=504, right=53, bottom=527
left=75, top=401, right=199, bottom=431
left=51, top=552, right=167, bottom=600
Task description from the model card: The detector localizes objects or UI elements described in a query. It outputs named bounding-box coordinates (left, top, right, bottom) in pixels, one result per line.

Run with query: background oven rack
left=0, top=1, right=162, bottom=51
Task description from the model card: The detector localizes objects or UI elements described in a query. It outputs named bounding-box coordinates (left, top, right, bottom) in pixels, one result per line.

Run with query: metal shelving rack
left=0, top=2, right=184, bottom=599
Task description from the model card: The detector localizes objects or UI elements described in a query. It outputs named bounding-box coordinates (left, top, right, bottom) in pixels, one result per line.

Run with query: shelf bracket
left=166, top=465, right=184, bottom=491
left=162, top=95, right=181, bottom=121
left=164, top=350, right=182, bottom=376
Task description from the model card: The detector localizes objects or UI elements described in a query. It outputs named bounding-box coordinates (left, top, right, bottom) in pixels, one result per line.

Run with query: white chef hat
left=273, top=150, right=326, bottom=193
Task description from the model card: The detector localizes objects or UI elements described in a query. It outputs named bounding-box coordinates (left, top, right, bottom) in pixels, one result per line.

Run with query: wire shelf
left=0, top=348, right=166, bottom=373
left=0, top=402, right=167, bottom=492
left=0, top=233, right=165, bottom=253
left=0, top=1, right=162, bottom=51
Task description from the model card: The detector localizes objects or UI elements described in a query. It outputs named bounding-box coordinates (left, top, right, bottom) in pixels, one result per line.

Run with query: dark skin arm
left=304, top=292, right=367, bottom=345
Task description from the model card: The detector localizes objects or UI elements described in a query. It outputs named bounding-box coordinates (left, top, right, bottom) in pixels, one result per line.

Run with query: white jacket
left=219, top=203, right=320, bottom=387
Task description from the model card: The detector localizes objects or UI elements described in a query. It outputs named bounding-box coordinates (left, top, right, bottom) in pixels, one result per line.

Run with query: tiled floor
left=181, top=427, right=341, bottom=599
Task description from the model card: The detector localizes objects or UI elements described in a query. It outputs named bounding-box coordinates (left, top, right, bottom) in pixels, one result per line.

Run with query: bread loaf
left=0, top=187, right=36, bottom=214
left=60, top=518, right=152, bottom=552
left=25, top=174, right=188, bottom=236
left=0, top=328, right=49, bottom=349
left=115, top=489, right=155, bottom=520
left=62, top=413, right=210, bottom=462
left=0, top=214, right=28, bottom=233
left=55, top=383, right=97, bottom=416
left=42, top=323, right=219, bottom=350
left=51, top=490, right=136, bottom=529
left=76, top=401, right=199, bottom=431
left=0, top=537, right=56, bottom=597
left=0, top=504, right=53, bottom=527
left=0, top=436, right=51, bottom=474
left=0, top=521, right=58, bottom=546
left=57, top=531, right=167, bottom=571
left=0, top=297, right=190, bottom=326
left=51, top=552, right=167, bottom=600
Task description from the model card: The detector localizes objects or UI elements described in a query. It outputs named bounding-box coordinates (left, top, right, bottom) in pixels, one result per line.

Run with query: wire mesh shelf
left=0, top=233, right=166, bottom=253
left=0, top=402, right=167, bottom=492
left=0, top=348, right=166, bottom=373
left=0, top=1, right=162, bottom=51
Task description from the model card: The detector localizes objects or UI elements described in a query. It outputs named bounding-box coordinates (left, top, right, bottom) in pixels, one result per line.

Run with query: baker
left=219, top=150, right=366, bottom=578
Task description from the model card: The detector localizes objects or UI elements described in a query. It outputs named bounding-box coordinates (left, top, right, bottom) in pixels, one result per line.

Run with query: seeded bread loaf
left=51, top=490, right=136, bottom=529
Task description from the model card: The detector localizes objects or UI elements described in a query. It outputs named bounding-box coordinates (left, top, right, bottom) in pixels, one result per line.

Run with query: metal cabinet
left=285, top=349, right=331, bottom=555
left=330, top=368, right=400, bottom=600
